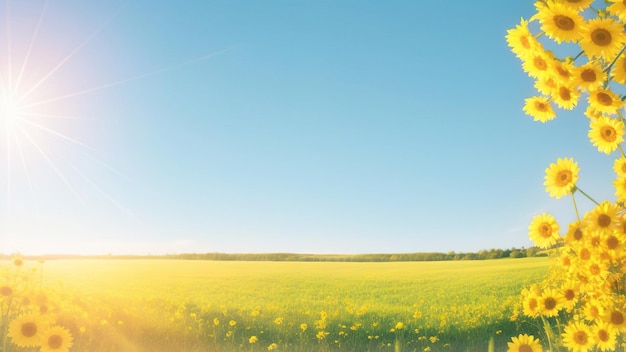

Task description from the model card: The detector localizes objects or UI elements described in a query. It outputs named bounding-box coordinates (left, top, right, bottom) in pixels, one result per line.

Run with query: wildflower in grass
left=592, top=321, right=617, bottom=351
left=12, top=253, right=23, bottom=267
left=605, top=307, right=626, bottom=332
left=536, top=2, right=585, bottom=43
left=506, top=18, right=541, bottom=60
left=506, top=334, right=542, bottom=352
left=300, top=323, right=307, bottom=331
left=395, top=322, right=404, bottom=330
left=585, top=201, right=619, bottom=235
left=249, top=336, right=258, bottom=344
left=213, top=318, right=219, bottom=326
left=544, top=157, right=579, bottom=199
left=274, top=317, right=283, bottom=325
left=528, top=213, right=560, bottom=248
left=588, top=89, right=623, bottom=116
left=267, top=342, right=277, bottom=350
left=316, top=331, right=329, bottom=340
left=40, top=326, right=73, bottom=352
left=562, top=321, right=594, bottom=352
left=229, top=320, right=237, bottom=327
left=573, top=62, right=605, bottom=91
left=589, top=116, right=625, bottom=155
left=580, top=18, right=626, bottom=59
left=540, top=288, right=563, bottom=317
left=7, top=314, right=44, bottom=348
left=523, top=96, right=556, bottom=123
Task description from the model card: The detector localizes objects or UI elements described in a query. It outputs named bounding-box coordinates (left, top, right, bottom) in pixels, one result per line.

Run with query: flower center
left=21, top=322, right=37, bottom=337
left=580, top=248, right=591, bottom=260
left=544, top=297, right=557, bottom=310
left=48, top=335, right=63, bottom=349
left=581, top=69, right=596, bottom=82
left=534, top=101, right=548, bottom=112
left=559, top=87, right=571, bottom=101
left=556, top=170, right=572, bottom=186
left=1, top=286, right=12, bottom=297
left=612, top=311, right=624, bottom=325
left=591, top=28, right=612, bottom=46
left=574, top=228, right=583, bottom=240
left=601, top=126, right=617, bottom=142
left=590, top=263, right=601, bottom=275
left=521, top=36, right=531, bottom=49
left=565, top=289, right=575, bottom=300
left=519, top=345, right=533, bottom=352
left=529, top=298, right=538, bottom=310
left=540, top=224, right=552, bottom=238
left=597, top=92, right=613, bottom=106
left=554, top=15, right=575, bottom=30
left=534, top=56, right=548, bottom=71
left=574, top=331, right=588, bottom=344
left=598, top=329, right=609, bottom=342
left=607, top=235, right=619, bottom=249
left=598, top=214, right=612, bottom=228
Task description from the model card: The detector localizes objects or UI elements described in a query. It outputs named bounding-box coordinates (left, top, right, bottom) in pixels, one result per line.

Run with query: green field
left=2, top=257, right=550, bottom=351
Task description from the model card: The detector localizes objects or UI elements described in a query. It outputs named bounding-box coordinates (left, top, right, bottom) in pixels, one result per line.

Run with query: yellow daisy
left=561, top=281, right=580, bottom=312
left=584, top=105, right=605, bottom=120
left=559, top=0, right=594, bottom=11
left=588, top=116, right=625, bottom=155
left=604, top=307, right=626, bottom=332
left=565, top=220, right=586, bottom=246
left=573, top=61, right=605, bottom=92
left=529, top=213, right=561, bottom=249
left=608, top=0, right=626, bottom=23
left=40, top=326, right=73, bottom=352
left=544, top=157, right=579, bottom=199
left=580, top=18, right=626, bottom=60
left=522, top=285, right=542, bottom=318
left=507, top=18, right=542, bottom=60
left=535, top=76, right=558, bottom=96
left=552, top=84, right=580, bottom=110
left=586, top=201, right=620, bottom=236
left=536, top=3, right=585, bottom=43
left=614, top=175, right=626, bottom=202
left=522, top=49, right=554, bottom=81
left=611, top=54, right=626, bottom=85
left=551, top=58, right=576, bottom=85
left=562, top=321, right=595, bottom=352
left=592, top=321, right=617, bottom=352
left=540, top=288, right=564, bottom=317
left=507, top=334, right=542, bottom=352
left=587, top=88, right=623, bottom=115
left=613, top=157, right=626, bottom=176
left=7, top=314, right=44, bottom=348
left=584, top=299, right=606, bottom=322
left=523, top=96, right=556, bottom=122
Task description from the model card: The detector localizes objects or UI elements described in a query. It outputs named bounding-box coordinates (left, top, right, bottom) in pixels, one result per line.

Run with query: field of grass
left=1, top=257, right=550, bottom=351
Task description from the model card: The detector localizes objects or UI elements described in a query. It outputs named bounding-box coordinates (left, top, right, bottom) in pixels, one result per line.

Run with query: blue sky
left=0, top=1, right=617, bottom=255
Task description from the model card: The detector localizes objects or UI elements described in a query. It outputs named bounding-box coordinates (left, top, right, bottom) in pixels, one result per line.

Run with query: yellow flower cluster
left=508, top=1, right=626, bottom=351
left=1, top=254, right=74, bottom=352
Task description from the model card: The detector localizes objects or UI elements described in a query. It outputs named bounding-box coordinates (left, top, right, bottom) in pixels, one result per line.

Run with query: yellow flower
left=395, top=322, right=404, bottom=330
left=588, top=116, right=625, bottom=155
left=605, top=307, right=626, bottom=332
left=274, top=317, right=283, bottom=325
left=565, top=221, right=586, bottom=246
left=573, top=61, right=605, bottom=92
left=561, top=281, right=579, bottom=312
left=267, top=342, right=278, bottom=350
left=608, top=0, right=626, bottom=23
left=585, top=201, right=619, bottom=235
left=562, top=321, right=594, bottom=352
left=40, top=326, right=73, bottom=352
left=551, top=84, right=580, bottom=110
left=536, top=3, right=585, bottom=43
left=249, top=336, right=258, bottom=344
left=580, top=18, right=626, bottom=60
left=614, top=176, right=626, bottom=202
left=7, top=314, right=44, bottom=348
left=506, top=18, right=542, bottom=60
left=588, top=88, right=623, bottom=115
left=229, top=320, right=237, bottom=327
left=521, top=48, right=554, bottom=80
left=611, top=54, right=626, bottom=85
left=300, top=323, right=307, bottom=331
left=529, top=213, right=560, bottom=249
left=540, top=288, right=563, bottom=317
left=544, top=157, right=579, bottom=199
left=523, top=96, right=556, bottom=122
left=593, top=321, right=617, bottom=351
left=506, top=334, right=542, bottom=352
left=522, top=285, right=542, bottom=318
left=213, top=318, right=219, bottom=326
left=559, top=0, right=593, bottom=11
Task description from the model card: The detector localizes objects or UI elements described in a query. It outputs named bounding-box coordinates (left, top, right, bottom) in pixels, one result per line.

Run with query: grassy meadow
left=1, top=257, right=550, bottom=351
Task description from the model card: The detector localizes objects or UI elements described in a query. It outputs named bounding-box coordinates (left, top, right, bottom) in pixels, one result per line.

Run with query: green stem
left=603, top=46, right=626, bottom=88
left=571, top=192, right=581, bottom=223
left=572, top=50, right=584, bottom=62
left=574, top=186, right=600, bottom=206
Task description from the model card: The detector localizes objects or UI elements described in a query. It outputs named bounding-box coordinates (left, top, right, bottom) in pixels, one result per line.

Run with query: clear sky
left=0, top=1, right=617, bottom=255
